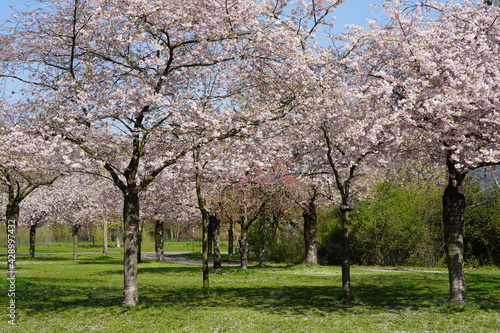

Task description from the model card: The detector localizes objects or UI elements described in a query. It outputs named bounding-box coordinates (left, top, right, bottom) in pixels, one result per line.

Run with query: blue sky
left=0, top=1, right=387, bottom=33
left=334, top=0, right=387, bottom=32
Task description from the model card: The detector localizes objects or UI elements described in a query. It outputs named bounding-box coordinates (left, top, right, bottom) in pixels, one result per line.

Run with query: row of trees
left=1, top=0, right=499, bottom=306
left=4, top=163, right=498, bottom=268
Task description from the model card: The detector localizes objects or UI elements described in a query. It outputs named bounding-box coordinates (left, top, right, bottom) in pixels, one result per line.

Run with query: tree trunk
left=137, top=223, right=143, bottom=264
left=155, top=220, right=165, bottom=262
left=303, top=198, right=318, bottom=264
left=116, top=225, right=121, bottom=248
left=6, top=200, right=20, bottom=279
left=72, top=224, right=81, bottom=261
left=442, top=162, right=467, bottom=305
left=211, top=215, right=222, bottom=269
left=208, top=216, right=214, bottom=256
left=169, top=227, right=174, bottom=243
left=340, top=208, right=353, bottom=304
left=228, top=219, right=234, bottom=261
left=201, top=210, right=209, bottom=294
left=122, top=190, right=140, bottom=306
left=240, top=224, right=249, bottom=269
left=272, top=212, right=280, bottom=239
left=195, top=172, right=210, bottom=295
left=29, top=222, right=38, bottom=258
left=102, top=220, right=108, bottom=257
left=259, top=205, right=266, bottom=267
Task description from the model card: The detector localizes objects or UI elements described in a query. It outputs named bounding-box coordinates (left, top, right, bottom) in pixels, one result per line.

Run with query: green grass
left=1, top=254, right=499, bottom=332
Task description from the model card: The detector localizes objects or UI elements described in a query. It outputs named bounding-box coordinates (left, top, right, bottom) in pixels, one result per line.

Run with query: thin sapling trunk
left=29, top=221, right=38, bottom=259
left=72, top=224, right=81, bottom=261
left=259, top=205, right=266, bottom=267
left=228, top=219, right=234, bottom=261
left=102, top=220, right=108, bottom=257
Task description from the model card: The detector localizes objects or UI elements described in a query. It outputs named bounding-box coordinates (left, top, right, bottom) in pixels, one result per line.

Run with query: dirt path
left=356, top=267, right=446, bottom=274
left=141, top=252, right=242, bottom=266
left=142, top=254, right=445, bottom=273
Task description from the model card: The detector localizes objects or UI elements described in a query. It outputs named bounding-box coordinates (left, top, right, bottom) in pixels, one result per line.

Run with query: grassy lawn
left=1, top=254, right=499, bottom=332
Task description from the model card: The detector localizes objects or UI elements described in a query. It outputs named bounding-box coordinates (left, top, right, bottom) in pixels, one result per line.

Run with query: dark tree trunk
left=210, top=215, right=222, bottom=269
left=155, top=220, right=165, bottom=262
left=208, top=216, right=214, bottom=256
left=228, top=219, right=234, bottom=261
left=6, top=200, right=20, bottom=279
left=122, top=190, right=140, bottom=306
left=340, top=208, right=353, bottom=304
left=240, top=224, right=249, bottom=269
left=102, top=220, right=108, bottom=257
left=443, top=161, right=467, bottom=305
left=303, top=198, right=318, bottom=265
left=259, top=205, right=266, bottom=267
left=195, top=172, right=210, bottom=295
left=201, top=209, right=209, bottom=294
left=29, top=222, right=38, bottom=258
left=72, top=224, right=81, bottom=261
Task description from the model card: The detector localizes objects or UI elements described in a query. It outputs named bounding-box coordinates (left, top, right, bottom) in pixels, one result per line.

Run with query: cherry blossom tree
left=140, top=166, right=196, bottom=262
left=0, top=0, right=311, bottom=305
left=249, top=0, right=394, bottom=303
left=29, top=174, right=120, bottom=260
left=217, top=140, right=283, bottom=269
left=191, top=136, right=262, bottom=290
left=0, top=125, right=69, bottom=276
left=19, top=187, right=56, bottom=258
left=346, top=0, right=499, bottom=304
left=281, top=48, right=399, bottom=302
left=278, top=171, right=332, bottom=264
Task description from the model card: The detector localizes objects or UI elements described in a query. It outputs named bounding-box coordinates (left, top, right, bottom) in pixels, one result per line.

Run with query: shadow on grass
left=354, top=271, right=500, bottom=311
left=465, top=272, right=500, bottom=311
left=176, top=252, right=241, bottom=262
left=10, top=264, right=500, bottom=316
left=76, top=257, right=124, bottom=265
left=15, top=255, right=75, bottom=262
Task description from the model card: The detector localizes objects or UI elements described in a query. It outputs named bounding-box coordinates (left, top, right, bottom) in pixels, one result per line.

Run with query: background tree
left=464, top=176, right=500, bottom=267
left=20, top=186, right=57, bottom=258
left=37, top=174, right=118, bottom=260
left=141, top=167, right=194, bottom=262
left=283, top=52, right=399, bottom=303
left=0, top=126, right=67, bottom=276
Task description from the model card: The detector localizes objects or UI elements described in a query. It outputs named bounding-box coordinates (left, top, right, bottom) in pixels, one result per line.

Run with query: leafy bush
left=464, top=181, right=500, bottom=267
left=319, top=181, right=444, bottom=267
left=248, top=219, right=304, bottom=264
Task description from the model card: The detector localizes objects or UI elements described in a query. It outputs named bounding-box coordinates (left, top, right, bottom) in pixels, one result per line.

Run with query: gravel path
left=356, top=267, right=446, bottom=274
left=141, top=252, right=243, bottom=266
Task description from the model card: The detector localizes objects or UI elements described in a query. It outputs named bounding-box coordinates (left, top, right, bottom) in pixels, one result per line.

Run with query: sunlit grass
left=1, top=254, right=498, bottom=332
